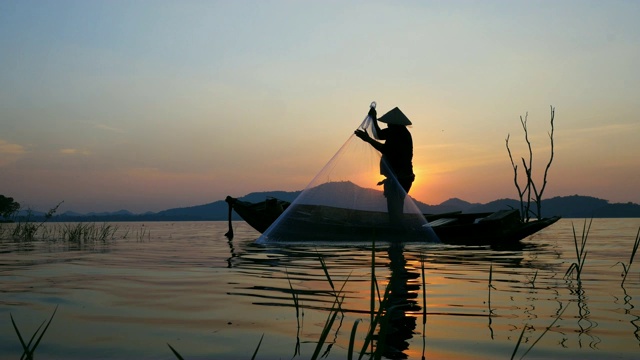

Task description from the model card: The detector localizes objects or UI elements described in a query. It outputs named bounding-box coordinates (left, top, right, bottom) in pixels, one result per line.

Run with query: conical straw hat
left=378, top=107, right=412, bottom=126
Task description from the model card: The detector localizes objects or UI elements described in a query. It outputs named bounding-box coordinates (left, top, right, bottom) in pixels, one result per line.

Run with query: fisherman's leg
left=385, top=181, right=404, bottom=226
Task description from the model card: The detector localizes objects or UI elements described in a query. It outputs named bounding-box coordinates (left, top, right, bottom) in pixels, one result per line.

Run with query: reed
left=348, top=319, right=361, bottom=360
left=167, top=333, right=264, bottom=360
left=61, top=223, right=118, bottom=243
left=10, top=202, right=62, bottom=242
left=564, top=219, right=592, bottom=282
left=251, top=334, right=264, bottom=360
left=615, top=226, right=640, bottom=287
left=370, top=238, right=377, bottom=328
left=11, top=212, right=40, bottom=242
left=529, top=269, right=538, bottom=288
left=510, top=303, right=568, bottom=360
left=488, top=263, right=496, bottom=310
left=358, top=281, right=393, bottom=360
left=310, top=260, right=351, bottom=360
left=166, top=343, right=184, bottom=360
left=10, top=306, right=58, bottom=360
left=136, top=227, right=151, bottom=242
left=421, top=252, right=427, bottom=325
left=285, top=266, right=302, bottom=327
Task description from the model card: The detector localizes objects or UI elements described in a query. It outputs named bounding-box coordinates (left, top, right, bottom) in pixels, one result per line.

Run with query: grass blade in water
left=348, top=319, right=361, bottom=360
left=166, top=343, right=184, bottom=360
left=251, top=333, right=264, bottom=360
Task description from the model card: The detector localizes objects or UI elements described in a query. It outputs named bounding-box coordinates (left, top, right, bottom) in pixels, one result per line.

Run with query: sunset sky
left=2, top=1, right=639, bottom=213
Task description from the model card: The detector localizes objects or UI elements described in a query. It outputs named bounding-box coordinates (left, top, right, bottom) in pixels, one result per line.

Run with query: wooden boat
left=224, top=196, right=561, bottom=245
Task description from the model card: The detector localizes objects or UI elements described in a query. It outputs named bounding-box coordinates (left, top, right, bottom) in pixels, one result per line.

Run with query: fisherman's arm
left=354, top=129, right=384, bottom=153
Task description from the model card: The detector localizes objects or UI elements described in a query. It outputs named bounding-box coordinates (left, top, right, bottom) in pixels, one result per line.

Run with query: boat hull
left=225, top=196, right=561, bottom=245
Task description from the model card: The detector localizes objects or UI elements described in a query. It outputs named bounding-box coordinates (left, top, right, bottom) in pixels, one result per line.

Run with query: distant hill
left=13, top=183, right=640, bottom=222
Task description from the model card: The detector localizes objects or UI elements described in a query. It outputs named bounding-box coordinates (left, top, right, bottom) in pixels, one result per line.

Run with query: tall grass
left=167, top=333, right=264, bottom=360
left=10, top=306, right=58, bottom=360
left=61, top=223, right=118, bottom=242
left=421, top=252, right=427, bottom=325
left=10, top=202, right=62, bottom=241
left=529, top=269, right=539, bottom=288
left=564, top=219, right=592, bottom=282
left=308, top=241, right=407, bottom=360
left=136, top=226, right=151, bottom=242
left=311, top=257, right=351, bottom=360
left=487, top=263, right=496, bottom=339
left=616, top=226, right=640, bottom=287
left=510, top=303, right=568, bottom=360
left=285, top=266, right=302, bottom=328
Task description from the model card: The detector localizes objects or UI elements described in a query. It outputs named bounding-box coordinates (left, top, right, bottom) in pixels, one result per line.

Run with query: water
left=1, top=219, right=639, bottom=359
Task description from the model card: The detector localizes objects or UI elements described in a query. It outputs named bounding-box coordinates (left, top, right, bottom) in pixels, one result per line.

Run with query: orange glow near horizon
left=409, top=165, right=433, bottom=204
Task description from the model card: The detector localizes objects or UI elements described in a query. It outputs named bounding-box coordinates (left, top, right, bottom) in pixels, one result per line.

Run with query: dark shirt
left=378, top=125, right=414, bottom=180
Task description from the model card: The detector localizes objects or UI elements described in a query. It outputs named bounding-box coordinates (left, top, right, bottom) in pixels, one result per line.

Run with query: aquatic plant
left=529, top=269, right=539, bottom=288
left=166, top=344, right=184, bottom=360
left=505, top=106, right=556, bottom=221
left=421, top=253, right=427, bottom=325
left=356, top=280, right=394, bottom=360
left=487, top=262, right=497, bottom=314
left=285, top=266, right=302, bottom=328
left=11, top=202, right=62, bottom=241
left=565, top=219, right=591, bottom=282
left=487, top=262, right=497, bottom=339
left=10, top=306, right=58, bottom=360
left=136, top=226, right=151, bottom=242
left=510, top=303, right=568, bottom=360
left=311, top=258, right=351, bottom=360
left=167, top=333, right=264, bottom=360
left=302, top=241, right=407, bottom=360
left=615, top=226, right=640, bottom=287
left=61, top=222, right=118, bottom=242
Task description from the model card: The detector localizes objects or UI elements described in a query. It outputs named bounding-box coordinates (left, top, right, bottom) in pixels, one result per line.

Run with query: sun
left=409, top=166, right=431, bottom=203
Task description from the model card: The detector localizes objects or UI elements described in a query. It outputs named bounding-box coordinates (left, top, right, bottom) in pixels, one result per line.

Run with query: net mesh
left=257, top=104, right=439, bottom=244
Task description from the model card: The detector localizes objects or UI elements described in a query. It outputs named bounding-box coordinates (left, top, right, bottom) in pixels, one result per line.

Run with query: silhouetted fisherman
left=354, top=105, right=415, bottom=225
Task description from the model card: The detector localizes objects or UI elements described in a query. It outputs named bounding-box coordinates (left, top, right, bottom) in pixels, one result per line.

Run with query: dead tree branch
left=505, top=106, right=556, bottom=221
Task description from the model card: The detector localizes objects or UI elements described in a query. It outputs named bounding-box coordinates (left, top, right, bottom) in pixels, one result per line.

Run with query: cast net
left=257, top=103, right=439, bottom=244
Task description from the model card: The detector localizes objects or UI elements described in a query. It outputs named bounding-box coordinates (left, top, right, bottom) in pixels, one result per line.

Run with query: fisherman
left=354, top=105, right=415, bottom=225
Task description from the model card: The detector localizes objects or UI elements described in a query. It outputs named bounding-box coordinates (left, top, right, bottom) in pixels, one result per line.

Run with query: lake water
left=1, top=219, right=639, bottom=359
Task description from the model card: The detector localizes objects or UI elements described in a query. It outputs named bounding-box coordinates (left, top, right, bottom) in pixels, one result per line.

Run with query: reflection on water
left=380, top=243, right=420, bottom=359
left=0, top=219, right=639, bottom=359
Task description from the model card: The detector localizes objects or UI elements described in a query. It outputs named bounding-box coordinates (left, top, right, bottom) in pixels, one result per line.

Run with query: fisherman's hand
left=368, top=107, right=377, bottom=119
left=354, top=129, right=370, bottom=141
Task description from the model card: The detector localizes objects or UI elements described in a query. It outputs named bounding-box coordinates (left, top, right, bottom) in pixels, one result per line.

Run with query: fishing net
left=257, top=103, right=439, bottom=244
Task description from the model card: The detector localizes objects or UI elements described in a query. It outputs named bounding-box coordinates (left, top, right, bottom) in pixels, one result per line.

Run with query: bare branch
left=506, top=107, right=556, bottom=221
left=506, top=134, right=526, bottom=220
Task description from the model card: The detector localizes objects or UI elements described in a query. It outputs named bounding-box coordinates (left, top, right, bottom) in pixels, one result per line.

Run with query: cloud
left=95, top=123, right=126, bottom=133
left=0, top=139, right=27, bottom=166
left=573, top=122, right=639, bottom=136
left=0, top=140, right=26, bottom=155
left=59, top=148, right=91, bottom=156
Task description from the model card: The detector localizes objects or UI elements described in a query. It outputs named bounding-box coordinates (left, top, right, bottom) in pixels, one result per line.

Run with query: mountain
left=85, top=209, right=133, bottom=217
left=239, top=190, right=299, bottom=203
left=424, top=198, right=480, bottom=214
left=154, top=202, right=232, bottom=220
left=13, top=183, right=640, bottom=222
